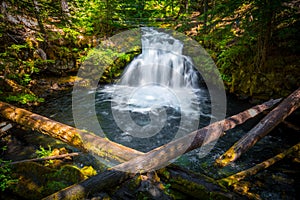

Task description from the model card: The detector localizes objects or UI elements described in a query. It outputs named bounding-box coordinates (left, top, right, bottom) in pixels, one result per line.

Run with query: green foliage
left=4, top=93, right=44, bottom=104
left=36, top=145, right=52, bottom=158
left=0, top=0, right=298, bottom=100
left=192, top=0, right=300, bottom=97
left=0, top=147, right=18, bottom=191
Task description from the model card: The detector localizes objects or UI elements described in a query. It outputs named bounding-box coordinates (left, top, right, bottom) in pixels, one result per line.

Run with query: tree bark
left=215, top=87, right=300, bottom=167
left=61, top=0, right=70, bottom=17
left=43, top=169, right=133, bottom=200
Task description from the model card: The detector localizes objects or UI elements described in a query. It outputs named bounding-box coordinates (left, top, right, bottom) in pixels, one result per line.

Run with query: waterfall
left=95, top=27, right=209, bottom=140
left=120, top=27, right=200, bottom=89
left=103, top=27, right=203, bottom=114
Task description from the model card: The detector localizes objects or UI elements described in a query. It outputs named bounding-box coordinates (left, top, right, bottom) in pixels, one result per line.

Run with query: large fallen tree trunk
left=215, top=87, right=300, bottom=167
left=43, top=98, right=280, bottom=200
left=0, top=101, right=143, bottom=163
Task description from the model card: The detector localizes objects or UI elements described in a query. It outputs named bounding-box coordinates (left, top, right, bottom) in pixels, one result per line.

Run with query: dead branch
left=215, top=87, right=300, bottom=167
left=282, top=120, right=300, bottom=131
left=9, top=152, right=80, bottom=165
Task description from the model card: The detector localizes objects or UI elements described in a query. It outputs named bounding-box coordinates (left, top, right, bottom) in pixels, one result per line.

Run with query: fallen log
left=215, top=87, right=300, bottom=167
left=218, top=142, right=300, bottom=187
left=158, top=165, right=246, bottom=200
left=43, top=98, right=280, bottom=200
left=0, top=101, right=143, bottom=163
left=43, top=169, right=134, bottom=200
left=0, top=77, right=35, bottom=95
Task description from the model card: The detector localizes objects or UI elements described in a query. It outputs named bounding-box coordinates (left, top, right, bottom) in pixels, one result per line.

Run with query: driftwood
left=43, top=99, right=280, bottom=200
left=218, top=142, right=300, bottom=187
left=215, top=87, right=300, bottom=167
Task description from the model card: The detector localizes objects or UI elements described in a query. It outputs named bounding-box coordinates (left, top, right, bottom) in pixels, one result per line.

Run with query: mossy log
left=215, top=87, right=300, bottom=167
left=218, top=142, right=300, bottom=187
left=158, top=165, right=246, bottom=200
left=0, top=101, right=143, bottom=163
left=1, top=77, right=35, bottom=95
left=43, top=169, right=133, bottom=200
left=43, top=99, right=280, bottom=200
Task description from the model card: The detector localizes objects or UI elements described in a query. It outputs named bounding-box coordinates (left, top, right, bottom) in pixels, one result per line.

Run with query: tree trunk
left=1, top=77, right=35, bottom=95
left=215, top=87, right=300, bottom=167
left=203, top=0, right=208, bottom=33
left=0, top=101, right=143, bottom=163
left=43, top=169, right=133, bottom=200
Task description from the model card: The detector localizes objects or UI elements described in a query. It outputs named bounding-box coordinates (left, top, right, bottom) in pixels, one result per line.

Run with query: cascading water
left=120, top=27, right=199, bottom=89
left=98, top=27, right=211, bottom=148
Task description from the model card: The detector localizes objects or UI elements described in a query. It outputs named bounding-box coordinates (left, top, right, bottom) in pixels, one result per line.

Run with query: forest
left=0, top=0, right=299, bottom=199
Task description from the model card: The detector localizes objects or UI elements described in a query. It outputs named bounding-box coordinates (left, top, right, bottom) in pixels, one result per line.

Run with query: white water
left=103, top=27, right=204, bottom=115
left=120, top=27, right=199, bottom=89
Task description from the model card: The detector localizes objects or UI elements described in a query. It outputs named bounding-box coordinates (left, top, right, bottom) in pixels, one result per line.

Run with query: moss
left=80, top=165, right=97, bottom=178
left=71, top=133, right=85, bottom=149
left=53, top=165, right=85, bottom=184
left=11, top=162, right=85, bottom=199
left=170, top=177, right=210, bottom=198
left=128, top=175, right=142, bottom=190
left=215, top=148, right=236, bottom=167
left=158, top=168, right=170, bottom=180
left=43, top=181, right=68, bottom=194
